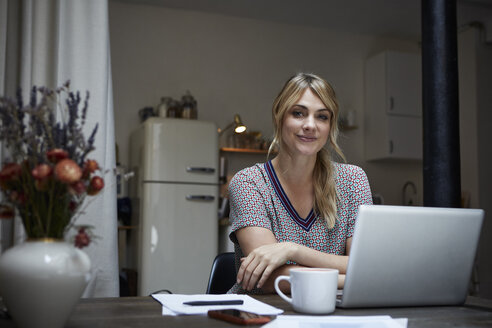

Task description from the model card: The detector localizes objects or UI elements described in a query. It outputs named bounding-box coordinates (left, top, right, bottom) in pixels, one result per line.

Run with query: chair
left=206, top=252, right=236, bottom=294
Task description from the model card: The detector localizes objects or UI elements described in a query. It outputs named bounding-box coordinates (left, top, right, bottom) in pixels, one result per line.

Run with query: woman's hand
left=235, top=226, right=297, bottom=291
left=235, top=226, right=350, bottom=292
left=237, top=242, right=297, bottom=291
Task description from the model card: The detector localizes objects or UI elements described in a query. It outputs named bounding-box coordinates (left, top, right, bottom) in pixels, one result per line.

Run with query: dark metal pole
left=421, top=0, right=461, bottom=207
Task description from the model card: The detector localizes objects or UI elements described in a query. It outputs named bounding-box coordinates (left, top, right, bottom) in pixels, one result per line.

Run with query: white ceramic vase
left=0, top=240, right=91, bottom=328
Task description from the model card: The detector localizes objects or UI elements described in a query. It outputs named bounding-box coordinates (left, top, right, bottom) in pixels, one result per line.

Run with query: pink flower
left=54, top=159, right=82, bottom=184
left=0, top=163, right=22, bottom=189
left=87, top=176, right=104, bottom=195
left=32, top=164, right=53, bottom=191
left=74, top=227, right=90, bottom=248
left=83, top=160, right=99, bottom=175
left=32, top=163, right=53, bottom=180
left=47, top=149, right=69, bottom=163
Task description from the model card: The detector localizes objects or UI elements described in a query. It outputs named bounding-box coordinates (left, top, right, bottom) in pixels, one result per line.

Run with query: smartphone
left=208, top=309, right=275, bottom=325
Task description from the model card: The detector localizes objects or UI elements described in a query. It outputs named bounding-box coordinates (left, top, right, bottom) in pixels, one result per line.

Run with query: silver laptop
left=337, top=205, right=484, bottom=308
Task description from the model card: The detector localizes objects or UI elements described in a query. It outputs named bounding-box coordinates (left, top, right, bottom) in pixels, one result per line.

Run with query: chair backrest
left=206, top=252, right=236, bottom=294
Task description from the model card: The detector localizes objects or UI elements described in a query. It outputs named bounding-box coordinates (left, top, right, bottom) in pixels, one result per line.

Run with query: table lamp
left=218, top=114, right=247, bottom=135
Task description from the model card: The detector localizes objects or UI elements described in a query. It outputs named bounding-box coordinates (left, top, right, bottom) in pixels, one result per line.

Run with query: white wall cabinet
left=364, top=51, right=423, bottom=161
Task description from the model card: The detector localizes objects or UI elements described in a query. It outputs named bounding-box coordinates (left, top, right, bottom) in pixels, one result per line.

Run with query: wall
left=108, top=0, right=421, bottom=205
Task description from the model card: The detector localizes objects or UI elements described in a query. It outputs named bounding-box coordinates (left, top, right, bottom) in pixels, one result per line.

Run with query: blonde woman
left=227, top=73, right=373, bottom=294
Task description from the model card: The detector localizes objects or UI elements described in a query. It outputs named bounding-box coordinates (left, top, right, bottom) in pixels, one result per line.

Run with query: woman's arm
left=235, top=226, right=352, bottom=292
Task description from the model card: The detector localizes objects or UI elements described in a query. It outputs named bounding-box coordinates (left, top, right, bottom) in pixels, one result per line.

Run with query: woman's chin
left=292, top=147, right=321, bottom=157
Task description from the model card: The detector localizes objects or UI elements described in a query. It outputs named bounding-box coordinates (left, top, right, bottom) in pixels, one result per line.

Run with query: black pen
left=183, top=300, right=244, bottom=306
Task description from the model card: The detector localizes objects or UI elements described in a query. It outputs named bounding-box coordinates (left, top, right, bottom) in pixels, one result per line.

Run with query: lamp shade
left=233, top=114, right=246, bottom=133
left=218, top=114, right=247, bottom=135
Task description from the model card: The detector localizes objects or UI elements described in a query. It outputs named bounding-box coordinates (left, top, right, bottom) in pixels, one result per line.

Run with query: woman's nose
left=303, top=115, right=315, bottom=130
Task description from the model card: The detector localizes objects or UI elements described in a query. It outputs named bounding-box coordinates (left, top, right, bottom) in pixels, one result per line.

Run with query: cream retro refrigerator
left=129, top=118, right=218, bottom=296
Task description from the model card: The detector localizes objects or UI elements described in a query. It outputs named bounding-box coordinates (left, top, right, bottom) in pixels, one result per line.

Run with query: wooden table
left=1, top=295, right=492, bottom=327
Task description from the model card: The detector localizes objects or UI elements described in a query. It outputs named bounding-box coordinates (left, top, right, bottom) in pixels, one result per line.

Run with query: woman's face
left=280, top=88, right=331, bottom=157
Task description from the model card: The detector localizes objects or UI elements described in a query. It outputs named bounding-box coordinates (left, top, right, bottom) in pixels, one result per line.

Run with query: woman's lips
left=297, top=135, right=317, bottom=142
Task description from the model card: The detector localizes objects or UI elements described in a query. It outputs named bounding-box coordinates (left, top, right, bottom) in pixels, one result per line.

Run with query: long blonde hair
left=268, top=73, right=345, bottom=228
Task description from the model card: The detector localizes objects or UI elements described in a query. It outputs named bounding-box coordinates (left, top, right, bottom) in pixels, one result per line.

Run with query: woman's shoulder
left=333, top=162, right=365, bottom=174
left=232, top=163, right=265, bottom=178
left=333, top=162, right=373, bottom=204
left=229, top=163, right=268, bottom=188
left=333, top=162, right=369, bottom=181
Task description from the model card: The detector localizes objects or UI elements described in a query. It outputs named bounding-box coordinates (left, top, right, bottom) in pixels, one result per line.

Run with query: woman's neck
left=271, top=151, right=316, bottom=185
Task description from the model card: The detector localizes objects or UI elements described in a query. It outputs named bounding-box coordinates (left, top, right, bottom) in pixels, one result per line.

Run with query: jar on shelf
left=156, top=97, right=172, bottom=117
left=166, top=99, right=181, bottom=118
left=138, top=106, right=154, bottom=122
left=180, top=91, right=197, bottom=119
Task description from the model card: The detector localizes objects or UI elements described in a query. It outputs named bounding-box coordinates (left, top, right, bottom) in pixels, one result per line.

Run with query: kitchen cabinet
left=364, top=51, right=423, bottom=161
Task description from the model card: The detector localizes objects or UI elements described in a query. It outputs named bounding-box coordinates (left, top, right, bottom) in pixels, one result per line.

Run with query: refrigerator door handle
left=186, top=195, right=215, bottom=201
left=186, top=167, right=216, bottom=174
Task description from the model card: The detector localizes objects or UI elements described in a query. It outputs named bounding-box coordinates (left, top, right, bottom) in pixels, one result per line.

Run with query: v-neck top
left=264, top=160, right=317, bottom=231
left=227, top=161, right=373, bottom=294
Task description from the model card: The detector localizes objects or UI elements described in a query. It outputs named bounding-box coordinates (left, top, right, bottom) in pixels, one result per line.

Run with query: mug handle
left=274, top=275, right=292, bottom=304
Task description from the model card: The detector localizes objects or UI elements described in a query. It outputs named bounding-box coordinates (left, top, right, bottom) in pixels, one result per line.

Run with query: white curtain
left=0, top=0, right=10, bottom=253
left=0, top=0, right=118, bottom=297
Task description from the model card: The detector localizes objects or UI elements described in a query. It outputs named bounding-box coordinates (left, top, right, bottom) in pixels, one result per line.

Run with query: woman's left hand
left=237, top=242, right=297, bottom=291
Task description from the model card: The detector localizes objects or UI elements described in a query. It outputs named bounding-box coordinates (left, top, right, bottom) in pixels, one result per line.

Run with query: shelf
left=118, top=225, right=137, bottom=231
left=220, top=147, right=270, bottom=154
left=340, top=125, right=358, bottom=131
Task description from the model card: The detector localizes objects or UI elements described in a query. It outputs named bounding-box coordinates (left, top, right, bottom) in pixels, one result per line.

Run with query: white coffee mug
left=274, top=268, right=339, bottom=314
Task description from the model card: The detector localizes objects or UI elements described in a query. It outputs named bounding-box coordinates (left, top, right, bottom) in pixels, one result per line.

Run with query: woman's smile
left=297, top=134, right=317, bottom=142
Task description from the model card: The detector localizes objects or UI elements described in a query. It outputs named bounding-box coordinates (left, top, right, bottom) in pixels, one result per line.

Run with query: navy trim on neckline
left=264, top=161, right=316, bottom=231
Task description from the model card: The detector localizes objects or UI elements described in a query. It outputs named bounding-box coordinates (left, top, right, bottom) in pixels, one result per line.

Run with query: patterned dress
left=227, top=160, right=373, bottom=294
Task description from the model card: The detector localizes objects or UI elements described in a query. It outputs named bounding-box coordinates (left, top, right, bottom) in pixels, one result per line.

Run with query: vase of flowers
left=0, top=82, right=105, bottom=328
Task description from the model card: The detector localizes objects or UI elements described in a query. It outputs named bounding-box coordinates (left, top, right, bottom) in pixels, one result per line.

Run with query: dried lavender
left=0, top=82, right=97, bottom=167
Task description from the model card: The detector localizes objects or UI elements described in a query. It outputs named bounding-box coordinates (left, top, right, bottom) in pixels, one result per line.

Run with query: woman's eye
left=317, top=114, right=330, bottom=121
left=292, top=110, right=303, bottom=118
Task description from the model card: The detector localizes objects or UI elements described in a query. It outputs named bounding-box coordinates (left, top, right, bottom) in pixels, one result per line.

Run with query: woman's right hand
left=237, top=241, right=297, bottom=291
left=235, top=226, right=298, bottom=291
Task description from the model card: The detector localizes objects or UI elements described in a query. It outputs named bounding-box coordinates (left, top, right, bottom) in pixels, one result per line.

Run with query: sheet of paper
left=262, top=315, right=408, bottom=328
left=152, top=294, right=284, bottom=316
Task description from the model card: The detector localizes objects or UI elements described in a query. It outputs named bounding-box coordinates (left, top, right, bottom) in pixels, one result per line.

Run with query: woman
left=228, top=73, right=373, bottom=294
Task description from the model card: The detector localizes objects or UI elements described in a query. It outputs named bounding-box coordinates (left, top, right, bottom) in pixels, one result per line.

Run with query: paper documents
left=151, top=294, right=284, bottom=316
left=262, top=315, right=408, bottom=328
